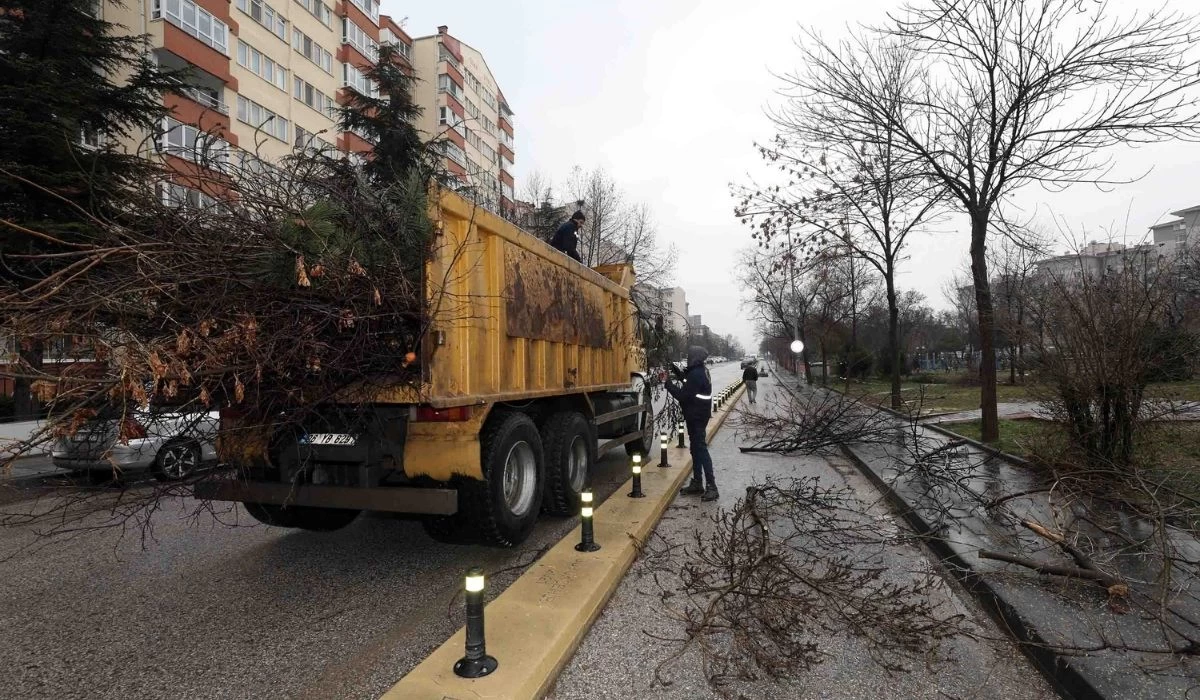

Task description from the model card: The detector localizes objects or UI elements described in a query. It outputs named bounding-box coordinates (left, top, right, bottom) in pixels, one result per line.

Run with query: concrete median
left=383, top=384, right=745, bottom=700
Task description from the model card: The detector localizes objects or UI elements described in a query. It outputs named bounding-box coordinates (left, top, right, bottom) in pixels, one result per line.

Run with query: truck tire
left=624, top=381, right=656, bottom=457
left=540, top=411, right=593, bottom=516
left=460, top=411, right=545, bottom=547
left=243, top=502, right=361, bottom=532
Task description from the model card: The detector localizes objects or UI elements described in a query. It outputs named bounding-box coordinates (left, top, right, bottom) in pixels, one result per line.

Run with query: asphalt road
left=0, top=362, right=745, bottom=700
left=551, top=377, right=1056, bottom=700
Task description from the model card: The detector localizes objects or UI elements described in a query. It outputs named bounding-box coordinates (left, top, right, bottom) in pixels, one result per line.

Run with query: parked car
left=52, top=409, right=219, bottom=482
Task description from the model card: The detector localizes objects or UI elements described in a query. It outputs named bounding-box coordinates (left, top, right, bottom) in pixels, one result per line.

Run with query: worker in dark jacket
left=666, top=346, right=717, bottom=501
left=550, top=210, right=585, bottom=262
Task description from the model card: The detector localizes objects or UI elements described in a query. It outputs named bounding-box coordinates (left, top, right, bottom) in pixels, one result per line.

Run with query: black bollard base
left=629, top=488, right=645, bottom=498
left=454, top=654, right=498, bottom=678
left=575, top=541, right=602, bottom=552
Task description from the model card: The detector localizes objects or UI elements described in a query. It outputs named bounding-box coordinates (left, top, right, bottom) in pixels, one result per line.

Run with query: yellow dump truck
left=197, top=191, right=654, bottom=546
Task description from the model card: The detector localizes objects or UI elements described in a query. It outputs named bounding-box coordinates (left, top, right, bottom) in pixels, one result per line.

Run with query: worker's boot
left=701, top=484, right=720, bottom=502
left=680, top=479, right=704, bottom=496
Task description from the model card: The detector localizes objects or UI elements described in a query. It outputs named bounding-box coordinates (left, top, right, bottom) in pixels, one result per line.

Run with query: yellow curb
left=382, top=385, right=745, bottom=700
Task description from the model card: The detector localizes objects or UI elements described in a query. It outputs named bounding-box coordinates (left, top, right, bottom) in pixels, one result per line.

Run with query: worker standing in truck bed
left=550, top=210, right=585, bottom=262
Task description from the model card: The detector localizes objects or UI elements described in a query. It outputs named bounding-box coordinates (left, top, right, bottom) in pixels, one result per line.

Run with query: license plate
left=301, top=433, right=358, bottom=446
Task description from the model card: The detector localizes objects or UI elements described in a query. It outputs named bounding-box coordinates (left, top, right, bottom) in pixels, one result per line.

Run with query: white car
left=52, top=409, right=219, bottom=481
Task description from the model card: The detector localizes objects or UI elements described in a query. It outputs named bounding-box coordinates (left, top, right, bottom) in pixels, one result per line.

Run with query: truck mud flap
left=194, top=480, right=458, bottom=515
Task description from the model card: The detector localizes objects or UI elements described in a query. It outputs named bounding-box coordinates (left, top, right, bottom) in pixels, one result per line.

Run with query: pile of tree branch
left=640, top=477, right=967, bottom=696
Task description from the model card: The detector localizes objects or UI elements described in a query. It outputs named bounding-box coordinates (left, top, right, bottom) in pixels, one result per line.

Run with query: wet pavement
left=549, top=379, right=1056, bottom=700
left=0, top=362, right=746, bottom=700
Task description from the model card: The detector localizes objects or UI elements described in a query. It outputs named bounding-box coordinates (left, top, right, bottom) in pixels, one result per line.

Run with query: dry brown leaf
left=234, top=377, right=245, bottom=403
left=199, top=386, right=211, bottom=406
left=310, top=263, right=325, bottom=278
left=177, top=329, right=192, bottom=355
left=296, top=255, right=311, bottom=287
left=372, top=287, right=382, bottom=305
left=348, top=259, right=366, bottom=276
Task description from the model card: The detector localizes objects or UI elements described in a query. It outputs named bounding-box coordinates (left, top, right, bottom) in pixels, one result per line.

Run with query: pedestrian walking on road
left=666, top=345, right=717, bottom=502
left=742, top=362, right=759, bottom=405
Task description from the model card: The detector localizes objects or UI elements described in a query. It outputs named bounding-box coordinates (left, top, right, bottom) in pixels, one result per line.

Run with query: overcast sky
left=383, top=0, right=1200, bottom=352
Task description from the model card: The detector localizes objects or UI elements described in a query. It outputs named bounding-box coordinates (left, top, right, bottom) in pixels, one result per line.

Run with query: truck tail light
left=415, top=405, right=471, bottom=422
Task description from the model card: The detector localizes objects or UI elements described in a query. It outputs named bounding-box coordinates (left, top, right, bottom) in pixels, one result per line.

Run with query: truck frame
left=197, top=191, right=654, bottom=546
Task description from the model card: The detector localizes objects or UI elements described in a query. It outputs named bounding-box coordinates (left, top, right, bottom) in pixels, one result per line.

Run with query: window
left=293, top=29, right=333, bottom=73
left=501, top=182, right=514, bottom=201
left=479, top=142, right=496, bottom=164
left=438, top=73, right=462, bottom=100
left=295, top=126, right=336, bottom=155
left=437, top=107, right=465, bottom=137
left=343, top=64, right=376, bottom=97
left=393, top=40, right=412, bottom=61
left=350, top=124, right=377, bottom=145
left=237, top=41, right=288, bottom=91
left=439, top=46, right=459, bottom=67
left=466, top=128, right=483, bottom=151
left=235, top=0, right=287, bottom=42
left=343, top=19, right=379, bottom=61
left=79, top=127, right=104, bottom=150
left=293, top=77, right=337, bottom=119
left=159, top=117, right=230, bottom=167
left=464, top=97, right=480, bottom=119
left=236, top=96, right=289, bottom=141
left=295, top=0, right=332, bottom=27
left=441, top=141, right=466, bottom=167
left=480, top=115, right=497, bottom=137
left=161, top=182, right=215, bottom=209
left=155, top=0, right=230, bottom=54
left=348, top=0, right=379, bottom=21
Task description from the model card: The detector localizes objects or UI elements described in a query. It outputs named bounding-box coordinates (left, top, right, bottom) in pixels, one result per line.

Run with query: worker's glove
left=669, top=364, right=685, bottom=380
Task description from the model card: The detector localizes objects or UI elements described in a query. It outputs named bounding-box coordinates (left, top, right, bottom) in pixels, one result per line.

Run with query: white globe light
left=790, top=339, right=805, bottom=354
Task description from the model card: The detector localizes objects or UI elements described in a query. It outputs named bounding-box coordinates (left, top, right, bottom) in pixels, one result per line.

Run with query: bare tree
left=737, top=41, right=940, bottom=410
left=793, top=0, right=1200, bottom=441
left=737, top=245, right=819, bottom=383
left=991, top=230, right=1051, bottom=385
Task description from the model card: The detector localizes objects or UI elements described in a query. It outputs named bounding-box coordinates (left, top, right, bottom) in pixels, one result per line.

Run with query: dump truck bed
left=370, top=190, right=640, bottom=408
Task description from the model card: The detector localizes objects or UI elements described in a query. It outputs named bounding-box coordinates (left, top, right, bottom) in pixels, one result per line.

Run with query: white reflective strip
left=696, top=394, right=712, bottom=400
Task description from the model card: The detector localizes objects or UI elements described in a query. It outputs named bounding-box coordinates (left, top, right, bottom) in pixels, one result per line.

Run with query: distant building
left=632, top=285, right=689, bottom=336
left=412, top=25, right=515, bottom=216
left=1034, top=240, right=1162, bottom=282
left=1150, top=205, right=1200, bottom=260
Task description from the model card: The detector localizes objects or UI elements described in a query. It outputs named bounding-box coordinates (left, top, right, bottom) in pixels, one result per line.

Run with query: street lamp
left=790, top=339, right=804, bottom=354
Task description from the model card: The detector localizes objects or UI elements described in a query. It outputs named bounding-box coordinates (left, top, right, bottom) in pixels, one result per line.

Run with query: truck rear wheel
left=243, top=502, right=361, bottom=532
left=459, top=412, right=545, bottom=547
left=541, top=411, right=593, bottom=516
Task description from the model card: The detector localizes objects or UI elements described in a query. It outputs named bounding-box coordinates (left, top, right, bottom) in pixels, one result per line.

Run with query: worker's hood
left=687, top=346, right=709, bottom=368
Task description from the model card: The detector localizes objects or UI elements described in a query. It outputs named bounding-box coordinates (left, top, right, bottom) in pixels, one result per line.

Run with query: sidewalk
left=548, top=379, right=1054, bottom=699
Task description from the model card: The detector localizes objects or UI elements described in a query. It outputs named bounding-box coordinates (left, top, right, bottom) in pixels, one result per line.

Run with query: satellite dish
left=790, top=339, right=805, bottom=354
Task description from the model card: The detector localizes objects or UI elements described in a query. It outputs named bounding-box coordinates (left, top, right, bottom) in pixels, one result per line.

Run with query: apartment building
left=632, top=285, right=690, bottom=336
left=411, top=26, right=516, bottom=216
left=97, top=0, right=414, bottom=205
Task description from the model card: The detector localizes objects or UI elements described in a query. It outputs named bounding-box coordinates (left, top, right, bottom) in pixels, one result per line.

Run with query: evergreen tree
left=339, top=44, right=431, bottom=185
left=0, top=0, right=179, bottom=232
left=0, top=0, right=179, bottom=418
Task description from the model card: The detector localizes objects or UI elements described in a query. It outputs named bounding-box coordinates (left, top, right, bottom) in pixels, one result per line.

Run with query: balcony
left=180, top=86, right=228, bottom=115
